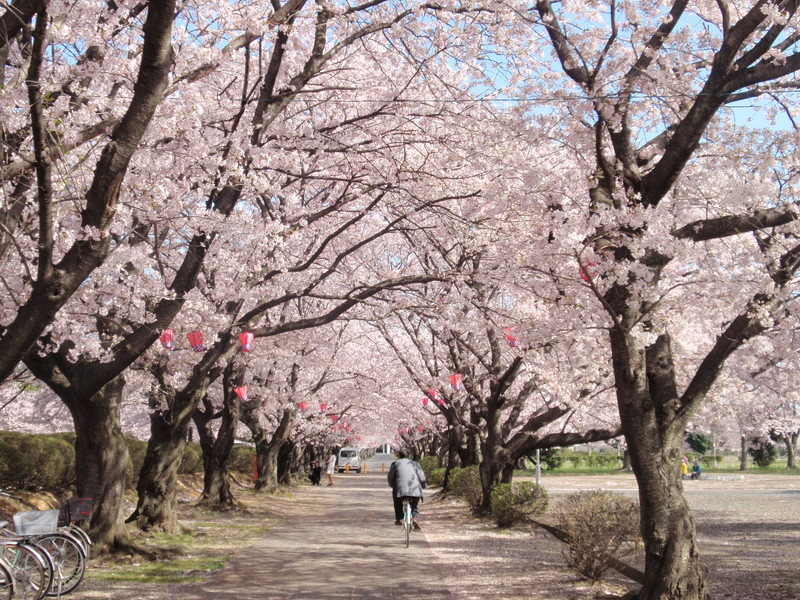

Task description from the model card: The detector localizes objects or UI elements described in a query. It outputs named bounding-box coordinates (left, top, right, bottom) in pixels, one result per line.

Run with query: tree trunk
left=131, top=409, right=188, bottom=533
left=612, top=331, right=710, bottom=600
left=68, top=377, right=139, bottom=553
left=194, top=391, right=240, bottom=509
left=256, top=440, right=281, bottom=493
left=478, top=405, right=504, bottom=513
left=784, top=432, right=797, bottom=469
left=739, top=435, right=748, bottom=471
left=277, top=440, right=295, bottom=486
left=240, top=406, right=295, bottom=493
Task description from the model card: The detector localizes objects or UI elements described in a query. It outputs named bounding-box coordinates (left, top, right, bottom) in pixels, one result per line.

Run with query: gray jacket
left=387, top=458, right=427, bottom=498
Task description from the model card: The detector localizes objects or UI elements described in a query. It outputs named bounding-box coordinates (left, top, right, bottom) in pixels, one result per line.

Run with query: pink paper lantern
left=234, top=386, right=248, bottom=401
left=578, top=261, right=596, bottom=282
left=426, top=388, right=440, bottom=401
left=298, top=401, right=307, bottom=411
left=239, top=331, right=254, bottom=352
left=319, top=402, right=328, bottom=412
left=159, top=329, right=174, bottom=350
left=330, top=414, right=339, bottom=423
left=186, top=330, right=204, bottom=352
left=448, top=373, right=462, bottom=390
left=502, top=327, right=520, bottom=348
left=421, top=397, right=429, bottom=406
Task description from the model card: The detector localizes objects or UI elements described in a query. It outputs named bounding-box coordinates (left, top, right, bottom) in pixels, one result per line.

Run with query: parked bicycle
left=0, top=491, right=91, bottom=598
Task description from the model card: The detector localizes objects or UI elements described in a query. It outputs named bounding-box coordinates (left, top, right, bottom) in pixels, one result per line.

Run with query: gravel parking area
left=423, top=472, right=800, bottom=600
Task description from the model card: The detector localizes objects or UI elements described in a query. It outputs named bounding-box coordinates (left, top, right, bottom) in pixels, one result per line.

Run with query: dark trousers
left=393, top=493, right=420, bottom=520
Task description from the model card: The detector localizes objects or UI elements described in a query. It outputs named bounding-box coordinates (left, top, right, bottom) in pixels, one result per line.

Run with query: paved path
left=178, top=470, right=453, bottom=600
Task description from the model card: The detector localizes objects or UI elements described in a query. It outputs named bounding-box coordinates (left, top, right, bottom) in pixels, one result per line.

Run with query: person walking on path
left=326, top=453, right=336, bottom=486
left=309, top=460, right=322, bottom=485
left=387, top=450, right=427, bottom=531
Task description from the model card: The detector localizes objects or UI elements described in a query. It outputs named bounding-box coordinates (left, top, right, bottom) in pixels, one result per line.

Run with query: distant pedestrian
left=309, top=461, right=322, bottom=486
left=680, top=456, right=689, bottom=479
left=326, top=453, right=336, bottom=486
left=691, top=459, right=702, bottom=480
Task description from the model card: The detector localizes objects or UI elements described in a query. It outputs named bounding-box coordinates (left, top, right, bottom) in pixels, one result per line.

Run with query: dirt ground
left=71, top=470, right=799, bottom=600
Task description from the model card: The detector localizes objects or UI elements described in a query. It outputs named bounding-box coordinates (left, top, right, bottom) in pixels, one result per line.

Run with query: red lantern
left=159, top=329, right=174, bottom=350
left=448, top=373, right=462, bottom=390
left=421, top=397, right=429, bottom=406
left=330, top=414, right=339, bottom=423
left=234, top=386, right=248, bottom=401
left=417, top=426, right=425, bottom=433
left=426, top=388, right=440, bottom=401
left=239, top=331, right=254, bottom=352
left=186, top=330, right=204, bottom=352
left=298, top=401, right=307, bottom=411
left=578, top=261, right=596, bottom=282
left=319, top=402, right=328, bottom=412
left=502, top=327, right=520, bottom=348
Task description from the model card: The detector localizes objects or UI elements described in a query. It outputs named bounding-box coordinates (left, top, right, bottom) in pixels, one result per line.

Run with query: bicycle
left=401, top=499, right=413, bottom=548
left=8, top=511, right=87, bottom=597
left=0, top=556, right=15, bottom=600
left=0, top=535, right=51, bottom=600
left=0, top=491, right=90, bottom=597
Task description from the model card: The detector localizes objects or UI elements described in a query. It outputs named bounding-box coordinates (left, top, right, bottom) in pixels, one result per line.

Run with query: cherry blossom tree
left=474, top=2, right=800, bottom=598
left=0, top=0, right=178, bottom=384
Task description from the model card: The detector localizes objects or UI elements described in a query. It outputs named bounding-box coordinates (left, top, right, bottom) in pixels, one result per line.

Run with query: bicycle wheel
left=1, top=542, right=48, bottom=600
left=0, top=557, right=14, bottom=600
left=402, top=501, right=411, bottom=548
left=22, top=542, right=54, bottom=600
left=60, top=526, right=91, bottom=560
left=35, top=533, right=87, bottom=596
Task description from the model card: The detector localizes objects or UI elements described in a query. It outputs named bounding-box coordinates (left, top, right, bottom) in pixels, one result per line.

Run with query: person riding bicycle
left=387, top=450, right=427, bottom=531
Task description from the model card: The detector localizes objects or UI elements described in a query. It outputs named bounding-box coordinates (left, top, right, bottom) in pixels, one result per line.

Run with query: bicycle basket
left=57, top=497, right=93, bottom=526
left=13, top=509, right=59, bottom=535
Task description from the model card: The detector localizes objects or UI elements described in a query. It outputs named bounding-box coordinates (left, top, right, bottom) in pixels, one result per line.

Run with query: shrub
left=700, top=455, right=722, bottom=468
left=551, top=490, right=642, bottom=582
left=179, top=443, right=203, bottom=474
left=748, top=439, right=777, bottom=467
left=448, top=466, right=483, bottom=512
left=538, top=448, right=563, bottom=470
left=567, top=454, right=584, bottom=468
left=427, top=468, right=446, bottom=488
left=419, top=455, right=439, bottom=478
left=490, top=482, right=548, bottom=527
left=0, top=432, right=76, bottom=490
left=229, top=445, right=255, bottom=474
left=126, top=436, right=149, bottom=480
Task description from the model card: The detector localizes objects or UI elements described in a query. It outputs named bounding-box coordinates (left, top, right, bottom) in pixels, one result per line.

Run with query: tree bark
left=67, top=377, right=140, bottom=554
left=193, top=391, right=240, bottom=509
left=739, top=435, right=748, bottom=471
left=478, top=404, right=504, bottom=513
left=611, top=330, right=710, bottom=600
left=784, top=433, right=797, bottom=469
left=240, top=405, right=295, bottom=493
left=277, top=439, right=296, bottom=485
left=131, top=409, right=187, bottom=533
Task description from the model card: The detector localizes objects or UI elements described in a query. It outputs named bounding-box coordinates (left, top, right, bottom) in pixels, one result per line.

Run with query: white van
left=337, top=448, right=361, bottom=473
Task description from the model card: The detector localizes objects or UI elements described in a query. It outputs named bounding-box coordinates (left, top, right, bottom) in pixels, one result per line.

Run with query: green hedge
left=0, top=431, right=253, bottom=492
left=419, top=455, right=439, bottom=477
left=0, top=431, right=76, bottom=491
left=427, top=468, right=446, bottom=488
left=558, top=453, right=622, bottom=469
